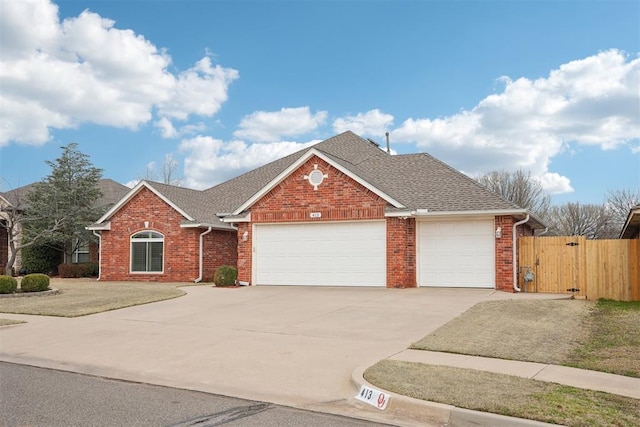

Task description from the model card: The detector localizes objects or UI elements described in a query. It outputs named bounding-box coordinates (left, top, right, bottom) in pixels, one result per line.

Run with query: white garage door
left=418, top=219, right=495, bottom=288
left=254, top=221, right=386, bottom=286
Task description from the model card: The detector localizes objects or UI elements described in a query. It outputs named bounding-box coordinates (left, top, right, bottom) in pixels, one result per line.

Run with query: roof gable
left=94, top=181, right=195, bottom=224
left=230, top=148, right=404, bottom=215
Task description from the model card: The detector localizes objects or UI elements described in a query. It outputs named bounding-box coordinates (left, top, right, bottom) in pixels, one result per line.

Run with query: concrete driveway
left=0, top=285, right=554, bottom=414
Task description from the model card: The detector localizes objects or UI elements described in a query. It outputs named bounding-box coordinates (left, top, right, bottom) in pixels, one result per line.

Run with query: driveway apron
left=0, top=286, right=556, bottom=409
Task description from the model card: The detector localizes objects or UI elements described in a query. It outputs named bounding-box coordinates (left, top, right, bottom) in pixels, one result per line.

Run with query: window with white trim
left=130, top=231, right=163, bottom=273
left=72, top=239, right=90, bottom=263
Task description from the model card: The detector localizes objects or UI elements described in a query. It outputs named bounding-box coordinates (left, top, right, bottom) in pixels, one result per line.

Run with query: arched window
left=130, top=231, right=163, bottom=273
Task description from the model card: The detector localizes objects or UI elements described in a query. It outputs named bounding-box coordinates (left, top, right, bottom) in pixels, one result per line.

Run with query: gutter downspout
left=194, top=227, right=213, bottom=283
left=512, top=214, right=530, bottom=292
left=92, top=231, right=102, bottom=281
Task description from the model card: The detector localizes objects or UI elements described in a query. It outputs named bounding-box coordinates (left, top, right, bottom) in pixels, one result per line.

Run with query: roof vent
left=366, top=138, right=380, bottom=147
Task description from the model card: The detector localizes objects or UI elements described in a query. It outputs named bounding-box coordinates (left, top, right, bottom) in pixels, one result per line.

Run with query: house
left=620, top=204, right=640, bottom=239
left=0, top=179, right=129, bottom=273
left=88, top=131, right=545, bottom=290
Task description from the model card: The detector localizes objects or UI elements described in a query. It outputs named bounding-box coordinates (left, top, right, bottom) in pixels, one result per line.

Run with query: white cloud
left=233, top=107, right=327, bottom=143
left=157, top=57, right=238, bottom=121
left=179, top=136, right=317, bottom=189
left=393, top=49, right=639, bottom=194
left=536, top=172, right=574, bottom=195
left=0, top=0, right=237, bottom=146
left=155, top=117, right=178, bottom=139
left=333, top=109, right=394, bottom=136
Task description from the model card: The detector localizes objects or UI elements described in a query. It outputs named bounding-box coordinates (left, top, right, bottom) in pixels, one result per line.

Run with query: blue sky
left=1, top=0, right=638, bottom=205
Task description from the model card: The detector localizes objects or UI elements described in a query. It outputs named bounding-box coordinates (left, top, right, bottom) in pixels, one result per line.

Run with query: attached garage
left=418, top=219, right=495, bottom=288
left=253, top=221, right=386, bottom=286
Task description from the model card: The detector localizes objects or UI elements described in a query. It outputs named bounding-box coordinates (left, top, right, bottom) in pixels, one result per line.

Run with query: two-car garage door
left=418, top=219, right=495, bottom=288
left=254, top=221, right=386, bottom=286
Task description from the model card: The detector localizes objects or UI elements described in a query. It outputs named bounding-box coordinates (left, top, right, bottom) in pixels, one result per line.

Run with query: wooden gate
left=518, top=236, right=640, bottom=301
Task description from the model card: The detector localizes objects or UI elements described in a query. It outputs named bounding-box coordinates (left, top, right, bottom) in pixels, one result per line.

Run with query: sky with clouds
left=0, top=0, right=638, bottom=205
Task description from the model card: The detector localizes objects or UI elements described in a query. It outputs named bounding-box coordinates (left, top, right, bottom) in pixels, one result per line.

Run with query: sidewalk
left=350, top=350, right=640, bottom=427
left=392, top=349, right=640, bottom=399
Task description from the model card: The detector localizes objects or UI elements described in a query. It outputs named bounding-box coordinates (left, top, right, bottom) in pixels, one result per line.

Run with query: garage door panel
left=419, top=220, right=495, bottom=288
left=255, top=221, right=385, bottom=286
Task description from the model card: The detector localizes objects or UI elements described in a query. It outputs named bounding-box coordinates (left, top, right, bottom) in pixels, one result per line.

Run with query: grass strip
left=0, top=280, right=186, bottom=317
left=0, top=318, right=26, bottom=326
left=567, top=300, right=640, bottom=377
left=365, top=360, right=640, bottom=427
left=411, top=299, right=593, bottom=364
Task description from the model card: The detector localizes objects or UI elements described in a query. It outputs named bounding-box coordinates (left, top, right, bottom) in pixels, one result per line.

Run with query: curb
left=351, top=364, right=558, bottom=427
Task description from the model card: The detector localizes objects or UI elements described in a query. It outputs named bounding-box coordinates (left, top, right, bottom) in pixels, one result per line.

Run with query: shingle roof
left=203, top=132, right=390, bottom=213
left=342, top=152, right=521, bottom=212
left=142, top=181, right=232, bottom=228
left=97, top=179, right=129, bottom=210
left=1, top=179, right=128, bottom=211
left=95, top=131, right=544, bottom=228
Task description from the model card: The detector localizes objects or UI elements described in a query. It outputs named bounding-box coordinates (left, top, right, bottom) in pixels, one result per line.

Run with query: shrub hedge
left=0, top=275, right=18, bottom=294
left=20, top=274, right=50, bottom=292
left=58, top=262, right=99, bottom=278
left=21, top=244, right=61, bottom=275
left=213, top=265, right=238, bottom=287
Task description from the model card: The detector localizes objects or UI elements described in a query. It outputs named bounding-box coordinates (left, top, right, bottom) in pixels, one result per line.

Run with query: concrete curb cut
left=351, top=364, right=557, bottom=427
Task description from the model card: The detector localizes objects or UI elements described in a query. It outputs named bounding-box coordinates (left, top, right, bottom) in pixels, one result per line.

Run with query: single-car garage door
left=254, top=221, right=386, bottom=286
left=418, top=219, right=494, bottom=288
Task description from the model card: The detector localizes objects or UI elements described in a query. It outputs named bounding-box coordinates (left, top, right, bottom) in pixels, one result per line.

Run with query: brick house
left=1, top=179, right=128, bottom=274
left=88, top=131, right=545, bottom=290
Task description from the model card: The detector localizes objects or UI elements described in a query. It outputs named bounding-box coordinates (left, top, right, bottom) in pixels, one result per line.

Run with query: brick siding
left=99, top=187, right=235, bottom=282
left=386, top=217, right=416, bottom=288
left=239, top=156, right=392, bottom=285
left=495, top=216, right=534, bottom=291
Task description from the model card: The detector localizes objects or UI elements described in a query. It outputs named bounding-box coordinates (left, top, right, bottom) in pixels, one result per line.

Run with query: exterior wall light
left=495, top=226, right=502, bottom=239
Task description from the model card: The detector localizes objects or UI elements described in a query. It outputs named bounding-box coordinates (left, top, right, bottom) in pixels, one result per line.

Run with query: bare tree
left=476, top=170, right=551, bottom=217
left=139, top=154, right=183, bottom=186
left=161, top=154, right=182, bottom=186
left=606, top=188, right=640, bottom=234
left=545, top=202, right=613, bottom=239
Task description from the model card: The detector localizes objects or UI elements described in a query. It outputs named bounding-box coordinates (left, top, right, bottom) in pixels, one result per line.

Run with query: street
left=0, top=362, right=390, bottom=427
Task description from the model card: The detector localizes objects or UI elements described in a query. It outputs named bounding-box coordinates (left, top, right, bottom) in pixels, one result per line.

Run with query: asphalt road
left=0, top=362, right=391, bottom=427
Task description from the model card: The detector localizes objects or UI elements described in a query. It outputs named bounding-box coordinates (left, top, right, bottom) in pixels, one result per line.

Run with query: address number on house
left=310, top=212, right=322, bottom=218
left=355, top=385, right=389, bottom=410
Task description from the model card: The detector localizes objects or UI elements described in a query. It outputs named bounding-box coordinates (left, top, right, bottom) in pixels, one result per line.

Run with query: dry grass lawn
left=0, top=279, right=186, bottom=317
left=412, top=299, right=593, bottom=364
left=366, top=298, right=640, bottom=426
left=0, top=318, right=26, bottom=326
left=365, top=361, right=640, bottom=427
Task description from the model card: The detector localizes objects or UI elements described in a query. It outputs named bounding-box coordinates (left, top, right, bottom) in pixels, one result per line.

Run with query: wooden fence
left=518, top=236, right=640, bottom=301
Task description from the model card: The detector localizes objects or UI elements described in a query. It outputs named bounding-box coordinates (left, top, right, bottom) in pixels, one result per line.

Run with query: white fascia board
left=413, top=209, right=528, bottom=218
left=230, top=149, right=404, bottom=215
left=86, top=221, right=111, bottom=231
left=222, top=213, right=251, bottom=223
left=413, top=209, right=547, bottom=229
left=180, top=222, right=236, bottom=231
left=385, top=210, right=414, bottom=218
left=94, top=181, right=194, bottom=225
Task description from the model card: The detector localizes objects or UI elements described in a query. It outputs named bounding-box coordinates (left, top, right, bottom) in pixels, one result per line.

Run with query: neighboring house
left=0, top=179, right=129, bottom=273
left=88, top=131, right=545, bottom=290
left=620, top=205, right=640, bottom=239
